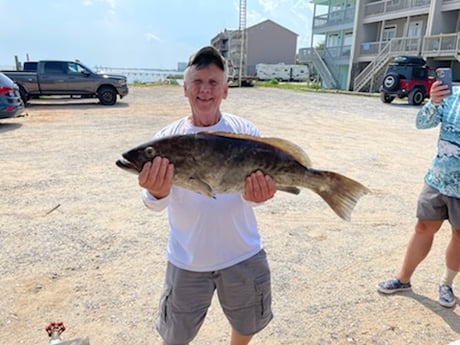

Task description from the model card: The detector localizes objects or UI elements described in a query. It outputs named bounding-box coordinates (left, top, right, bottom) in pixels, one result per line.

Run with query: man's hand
left=138, top=156, right=174, bottom=199
left=430, top=80, right=451, bottom=104
left=243, top=171, right=277, bottom=203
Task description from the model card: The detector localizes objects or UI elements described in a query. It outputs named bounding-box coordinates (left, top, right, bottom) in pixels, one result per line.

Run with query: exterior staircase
left=301, top=48, right=339, bottom=89
left=353, top=37, right=422, bottom=92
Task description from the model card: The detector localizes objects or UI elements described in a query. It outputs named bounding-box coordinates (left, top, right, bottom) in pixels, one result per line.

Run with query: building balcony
left=313, top=7, right=355, bottom=33
left=364, top=0, right=430, bottom=22
left=357, top=32, right=460, bottom=61
left=422, top=32, right=460, bottom=57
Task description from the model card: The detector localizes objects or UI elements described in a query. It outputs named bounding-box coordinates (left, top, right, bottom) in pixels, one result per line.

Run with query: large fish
left=116, top=131, right=370, bottom=221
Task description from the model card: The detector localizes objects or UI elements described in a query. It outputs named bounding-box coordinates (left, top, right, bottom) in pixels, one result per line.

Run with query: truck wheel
left=98, top=86, right=117, bottom=105
left=408, top=89, right=424, bottom=105
left=382, top=73, right=400, bottom=92
left=380, top=93, right=395, bottom=103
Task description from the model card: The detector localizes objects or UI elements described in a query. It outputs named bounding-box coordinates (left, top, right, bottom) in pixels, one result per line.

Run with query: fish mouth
left=116, top=157, right=140, bottom=174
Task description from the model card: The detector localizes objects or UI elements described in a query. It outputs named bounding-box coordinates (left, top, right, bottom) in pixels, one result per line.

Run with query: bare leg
left=231, top=329, right=253, bottom=345
left=396, top=220, right=443, bottom=283
left=446, top=227, right=460, bottom=272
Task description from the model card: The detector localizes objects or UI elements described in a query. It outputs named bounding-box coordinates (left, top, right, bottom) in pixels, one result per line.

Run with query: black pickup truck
left=2, top=60, right=128, bottom=106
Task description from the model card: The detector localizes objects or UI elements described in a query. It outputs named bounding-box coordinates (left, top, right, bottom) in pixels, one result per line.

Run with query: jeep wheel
left=98, top=86, right=117, bottom=105
left=380, top=93, right=395, bottom=104
left=408, top=89, right=424, bottom=105
left=382, top=73, right=400, bottom=92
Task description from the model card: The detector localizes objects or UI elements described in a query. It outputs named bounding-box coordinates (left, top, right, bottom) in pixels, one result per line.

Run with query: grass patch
left=256, top=80, right=322, bottom=91
left=130, top=78, right=180, bottom=86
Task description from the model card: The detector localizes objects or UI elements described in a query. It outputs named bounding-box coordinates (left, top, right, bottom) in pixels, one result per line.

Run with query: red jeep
left=380, top=55, right=435, bottom=105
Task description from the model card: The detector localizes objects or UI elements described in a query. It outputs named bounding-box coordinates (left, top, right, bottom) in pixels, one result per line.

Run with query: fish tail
left=312, top=171, right=370, bottom=221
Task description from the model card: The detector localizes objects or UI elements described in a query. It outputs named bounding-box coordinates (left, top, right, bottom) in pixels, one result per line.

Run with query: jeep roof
left=390, top=55, right=426, bottom=66
left=385, top=56, right=430, bottom=81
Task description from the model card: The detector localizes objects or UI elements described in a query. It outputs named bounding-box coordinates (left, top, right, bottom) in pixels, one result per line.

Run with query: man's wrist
left=147, top=190, right=168, bottom=200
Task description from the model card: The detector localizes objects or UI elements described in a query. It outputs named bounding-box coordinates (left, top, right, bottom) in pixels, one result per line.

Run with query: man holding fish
left=117, top=45, right=368, bottom=344
left=138, top=46, right=276, bottom=345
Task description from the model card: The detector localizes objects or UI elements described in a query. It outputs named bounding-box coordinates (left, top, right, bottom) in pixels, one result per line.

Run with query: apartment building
left=300, top=0, right=460, bottom=92
left=211, top=19, right=298, bottom=78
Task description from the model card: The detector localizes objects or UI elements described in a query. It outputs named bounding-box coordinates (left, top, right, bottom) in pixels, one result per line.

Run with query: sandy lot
left=1, top=85, right=459, bottom=345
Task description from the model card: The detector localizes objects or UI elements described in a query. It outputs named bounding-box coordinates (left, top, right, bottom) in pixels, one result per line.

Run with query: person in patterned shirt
left=377, top=79, right=460, bottom=308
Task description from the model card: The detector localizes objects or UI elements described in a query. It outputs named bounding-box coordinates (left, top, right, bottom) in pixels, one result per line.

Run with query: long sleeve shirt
left=142, top=113, right=264, bottom=272
left=416, top=87, right=460, bottom=198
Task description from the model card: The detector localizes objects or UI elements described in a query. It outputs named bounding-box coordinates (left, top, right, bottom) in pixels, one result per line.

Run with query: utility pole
left=238, top=0, right=247, bottom=87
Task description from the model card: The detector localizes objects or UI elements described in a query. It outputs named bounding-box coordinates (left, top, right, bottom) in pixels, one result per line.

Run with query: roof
left=247, top=19, right=298, bottom=37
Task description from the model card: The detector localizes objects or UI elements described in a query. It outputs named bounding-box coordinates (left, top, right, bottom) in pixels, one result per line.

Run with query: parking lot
left=1, top=86, right=459, bottom=345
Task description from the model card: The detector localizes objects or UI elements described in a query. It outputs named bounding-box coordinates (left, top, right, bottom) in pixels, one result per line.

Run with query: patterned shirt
left=416, top=86, right=460, bottom=198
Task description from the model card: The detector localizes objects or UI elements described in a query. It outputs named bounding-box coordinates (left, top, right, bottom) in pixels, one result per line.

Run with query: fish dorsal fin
left=200, top=131, right=312, bottom=167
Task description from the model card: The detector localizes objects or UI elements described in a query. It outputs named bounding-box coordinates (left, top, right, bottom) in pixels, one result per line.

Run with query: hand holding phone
left=436, top=68, right=452, bottom=94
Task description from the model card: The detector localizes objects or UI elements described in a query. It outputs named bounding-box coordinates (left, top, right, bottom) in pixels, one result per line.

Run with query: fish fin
left=277, top=185, right=301, bottom=195
left=200, top=131, right=312, bottom=167
left=188, top=176, right=215, bottom=198
left=313, top=171, right=371, bottom=221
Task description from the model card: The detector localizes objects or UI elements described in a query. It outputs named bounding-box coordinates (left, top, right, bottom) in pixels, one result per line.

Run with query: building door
left=408, top=21, right=423, bottom=37
left=406, top=21, right=423, bottom=51
left=382, top=25, right=396, bottom=42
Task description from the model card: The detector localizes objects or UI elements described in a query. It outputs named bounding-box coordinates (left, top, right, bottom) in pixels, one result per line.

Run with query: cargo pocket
left=158, top=285, right=173, bottom=323
left=255, top=276, right=272, bottom=319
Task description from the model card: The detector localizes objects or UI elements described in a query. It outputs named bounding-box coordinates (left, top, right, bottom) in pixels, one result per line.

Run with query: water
left=94, top=66, right=183, bottom=84
left=2, top=64, right=183, bottom=84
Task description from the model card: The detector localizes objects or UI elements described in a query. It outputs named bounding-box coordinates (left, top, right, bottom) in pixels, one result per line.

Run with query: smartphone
left=436, top=67, right=453, bottom=94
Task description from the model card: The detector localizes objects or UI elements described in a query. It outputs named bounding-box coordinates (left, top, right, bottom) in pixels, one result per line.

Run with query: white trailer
left=290, top=65, right=310, bottom=81
left=256, top=63, right=309, bottom=81
left=256, top=63, right=291, bottom=81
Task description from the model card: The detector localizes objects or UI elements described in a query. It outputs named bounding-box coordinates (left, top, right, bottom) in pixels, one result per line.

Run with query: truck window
left=44, top=62, right=67, bottom=74
left=23, top=62, right=38, bottom=72
left=67, top=62, right=90, bottom=75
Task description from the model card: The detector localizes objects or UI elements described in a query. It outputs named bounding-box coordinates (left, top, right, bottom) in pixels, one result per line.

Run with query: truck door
left=64, top=62, right=94, bottom=94
left=39, top=61, right=68, bottom=94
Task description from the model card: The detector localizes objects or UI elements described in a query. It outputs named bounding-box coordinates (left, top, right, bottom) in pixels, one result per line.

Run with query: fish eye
left=144, top=146, right=155, bottom=158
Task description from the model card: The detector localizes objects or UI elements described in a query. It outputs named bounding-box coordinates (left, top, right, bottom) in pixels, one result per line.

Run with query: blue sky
left=0, top=0, right=314, bottom=70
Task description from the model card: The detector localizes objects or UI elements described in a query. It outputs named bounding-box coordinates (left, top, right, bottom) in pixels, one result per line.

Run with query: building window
left=327, top=33, right=340, bottom=47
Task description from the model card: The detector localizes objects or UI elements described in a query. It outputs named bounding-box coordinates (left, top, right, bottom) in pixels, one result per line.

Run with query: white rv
left=256, top=63, right=309, bottom=81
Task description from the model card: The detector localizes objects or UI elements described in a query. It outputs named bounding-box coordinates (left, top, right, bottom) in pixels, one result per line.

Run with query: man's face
left=184, top=63, right=228, bottom=125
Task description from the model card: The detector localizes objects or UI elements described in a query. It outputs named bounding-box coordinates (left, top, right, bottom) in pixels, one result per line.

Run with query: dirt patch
left=1, top=86, right=459, bottom=345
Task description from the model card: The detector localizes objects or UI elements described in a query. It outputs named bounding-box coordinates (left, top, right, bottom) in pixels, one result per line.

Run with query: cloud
left=252, top=0, right=313, bottom=46
left=81, top=0, right=117, bottom=15
left=258, top=0, right=277, bottom=13
left=145, top=33, right=161, bottom=42
left=247, top=9, right=266, bottom=26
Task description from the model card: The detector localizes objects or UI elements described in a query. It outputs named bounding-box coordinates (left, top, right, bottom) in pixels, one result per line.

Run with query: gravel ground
left=1, top=85, right=459, bottom=345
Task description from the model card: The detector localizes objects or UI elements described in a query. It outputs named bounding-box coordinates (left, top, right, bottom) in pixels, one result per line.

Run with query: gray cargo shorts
left=416, top=183, right=460, bottom=229
left=156, top=249, right=273, bottom=345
